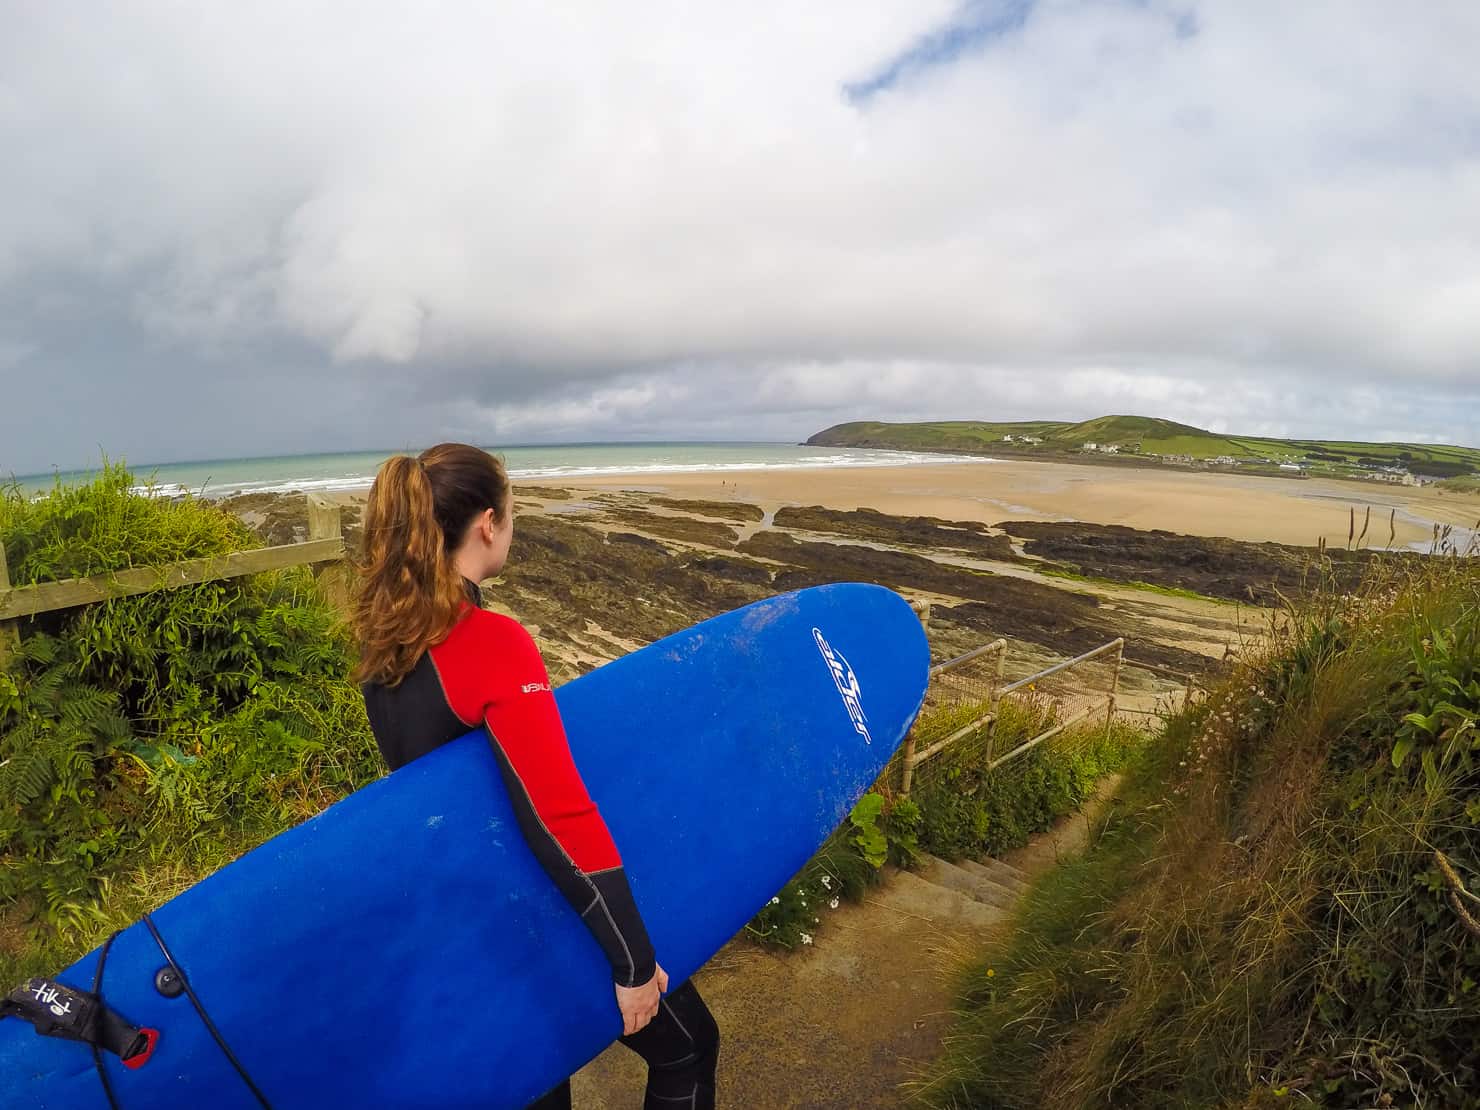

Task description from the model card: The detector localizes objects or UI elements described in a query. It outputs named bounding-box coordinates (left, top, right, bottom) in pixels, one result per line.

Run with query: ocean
left=12, top=443, right=992, bottom=499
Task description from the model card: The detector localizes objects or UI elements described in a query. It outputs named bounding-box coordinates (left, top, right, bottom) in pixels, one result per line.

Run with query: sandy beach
left=517, top=459, right=1478, bottom=551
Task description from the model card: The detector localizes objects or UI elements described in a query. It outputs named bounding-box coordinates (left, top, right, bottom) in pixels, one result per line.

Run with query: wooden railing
left=893, top=620, right=1198, bottom=797
left=988, top=638, right=1124, bottom=772
left=0, top=494, right=345, bottom=663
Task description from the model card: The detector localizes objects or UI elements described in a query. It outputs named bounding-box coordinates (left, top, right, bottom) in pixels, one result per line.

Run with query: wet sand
left=530, top=460, right=1478, bottom=550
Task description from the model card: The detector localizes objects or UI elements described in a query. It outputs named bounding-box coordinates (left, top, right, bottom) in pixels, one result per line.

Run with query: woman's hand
left=614, top=963, right=669, bottom=1035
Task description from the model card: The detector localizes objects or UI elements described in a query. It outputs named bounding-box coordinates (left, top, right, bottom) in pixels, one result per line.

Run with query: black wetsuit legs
left=524, top=980, right=719, bottom=1110
left=623, top=979, right=719, bottom=1109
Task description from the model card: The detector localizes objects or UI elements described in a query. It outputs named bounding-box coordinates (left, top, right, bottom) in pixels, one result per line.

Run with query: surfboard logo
left=813, top=628, right=871, bottom=745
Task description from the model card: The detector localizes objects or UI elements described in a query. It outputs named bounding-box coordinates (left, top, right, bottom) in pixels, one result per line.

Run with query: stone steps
left=870, top=849, right=1033, bottom=931
left=952, top=854, right=1030, bottom=895
left=917, top=855, right=1021, bottom=910
left=871, top=867, right=1008, bottom=931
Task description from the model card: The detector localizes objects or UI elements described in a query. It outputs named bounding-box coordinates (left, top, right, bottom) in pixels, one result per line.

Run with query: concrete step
left=872, top=867, right=1008, bottom=931
left=919, top=855, right=1020, bottom=910
left=953, top=855, right=1030, bottom=894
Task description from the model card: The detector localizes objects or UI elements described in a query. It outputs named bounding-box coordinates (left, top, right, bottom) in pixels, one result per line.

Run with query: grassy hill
left=808, top=416, right=1480, bottom=479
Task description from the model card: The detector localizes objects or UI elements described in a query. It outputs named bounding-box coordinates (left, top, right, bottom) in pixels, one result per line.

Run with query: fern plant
left=1, top=463, right=379, bottom=971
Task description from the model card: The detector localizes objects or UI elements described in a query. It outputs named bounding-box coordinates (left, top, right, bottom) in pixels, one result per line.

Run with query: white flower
left=799, top=932, right=813, bottom=945
left=769, top=896, right=780, bottom=905
left=820, top=875, right=832, bottom=890
left=829, top=897, right=840, bottom=910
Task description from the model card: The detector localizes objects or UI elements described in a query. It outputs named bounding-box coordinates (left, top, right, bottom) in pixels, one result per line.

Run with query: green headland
left=808, top=414, right=1480, bottom=483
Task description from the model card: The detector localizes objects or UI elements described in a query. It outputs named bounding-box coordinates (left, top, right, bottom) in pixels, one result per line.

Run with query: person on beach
left=351, top=443, right=720, bottom=1110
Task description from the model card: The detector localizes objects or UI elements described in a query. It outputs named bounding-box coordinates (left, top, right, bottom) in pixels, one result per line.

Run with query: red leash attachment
left=123, top=1027, right=160, bottom=1069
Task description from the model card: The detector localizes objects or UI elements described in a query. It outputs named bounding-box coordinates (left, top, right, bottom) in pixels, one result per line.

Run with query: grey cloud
left=2, top=1, right=1479, bottom=474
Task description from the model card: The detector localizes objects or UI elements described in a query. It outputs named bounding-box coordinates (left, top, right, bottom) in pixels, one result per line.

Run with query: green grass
left=908, top=736, right=1176, bottom=1109
left=1, top=460, right=254, bottom=584
left=808, top=416, right=1480, bottom=477
left=911, top=554, right=1480, bottom=1109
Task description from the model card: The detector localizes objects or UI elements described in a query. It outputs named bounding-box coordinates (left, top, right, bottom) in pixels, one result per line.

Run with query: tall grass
left=1437, top=475, right=1480, bottom=497
left=1, top=461, right=250, bottom=584
left=915, top=555, right=1480, bottom=1108
left=908, top=735, right=1179, bottom=1108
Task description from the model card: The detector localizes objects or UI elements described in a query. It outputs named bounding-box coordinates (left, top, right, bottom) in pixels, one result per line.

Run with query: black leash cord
left=91, top=930, right=123, bottom=1110
left=141, top=914, right=274, bottom=1109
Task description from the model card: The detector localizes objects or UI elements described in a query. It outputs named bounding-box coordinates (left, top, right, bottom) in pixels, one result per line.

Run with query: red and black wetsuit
left=362, top=578, right=718, bottom=1109
left=362, top=578, right=656, bottom=988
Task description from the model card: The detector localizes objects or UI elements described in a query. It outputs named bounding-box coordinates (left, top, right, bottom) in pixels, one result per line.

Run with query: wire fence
left=900, top=638, right=1005, bottom=794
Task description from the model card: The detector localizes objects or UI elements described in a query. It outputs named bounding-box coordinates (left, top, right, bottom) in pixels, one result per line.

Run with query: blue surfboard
left=2, top=583, right=928, bottom=1108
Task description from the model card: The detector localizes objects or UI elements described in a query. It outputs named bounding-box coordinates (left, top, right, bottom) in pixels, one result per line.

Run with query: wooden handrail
left=0, top=494, right=344, bottom=663
left=0, top=538, right=344, bottom=620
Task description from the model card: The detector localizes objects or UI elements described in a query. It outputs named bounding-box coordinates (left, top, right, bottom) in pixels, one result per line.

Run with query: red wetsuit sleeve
left=480, top=621, right=623, bottom=873
left=431, top=607, right=656, bottom=986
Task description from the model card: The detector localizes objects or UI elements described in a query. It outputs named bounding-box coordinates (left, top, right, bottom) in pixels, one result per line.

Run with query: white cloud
left=2, top=0, right=1479, bottom=470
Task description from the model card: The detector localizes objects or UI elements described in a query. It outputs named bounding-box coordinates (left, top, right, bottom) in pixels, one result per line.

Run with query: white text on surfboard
left=812, top=628, right=871, bottom=745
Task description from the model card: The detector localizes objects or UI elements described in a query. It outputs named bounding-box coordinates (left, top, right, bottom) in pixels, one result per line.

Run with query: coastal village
left=1021, top=435, right=1425, bottom=483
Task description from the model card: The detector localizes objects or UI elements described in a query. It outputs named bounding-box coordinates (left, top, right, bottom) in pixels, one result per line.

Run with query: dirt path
left=570, top=776, right=1123, bottom=1108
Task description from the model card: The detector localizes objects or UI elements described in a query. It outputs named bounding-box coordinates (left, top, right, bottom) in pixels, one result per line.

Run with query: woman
left=351, top=443, right=720, bottom=1110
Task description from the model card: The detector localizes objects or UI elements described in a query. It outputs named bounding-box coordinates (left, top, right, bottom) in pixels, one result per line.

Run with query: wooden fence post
left=306, top=495, right=342, bottom=545
left=900, top=735, right=917, bottom=798
left=306, top=495, right=344, bottom=581
left=0, top=541, right=17, bottom=666
left=898, top=600, right=933, bottom=798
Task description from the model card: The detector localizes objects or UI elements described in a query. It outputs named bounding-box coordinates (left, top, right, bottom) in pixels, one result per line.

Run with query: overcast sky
left=3, top=1, right=1479, bottom=475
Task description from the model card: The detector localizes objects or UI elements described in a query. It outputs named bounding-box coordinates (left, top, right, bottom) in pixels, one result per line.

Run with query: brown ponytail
left=351, top=444, right=511, bottom=686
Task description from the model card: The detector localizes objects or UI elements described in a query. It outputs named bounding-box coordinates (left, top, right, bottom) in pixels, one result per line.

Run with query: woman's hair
left=352, top=442, right=511, bottom=686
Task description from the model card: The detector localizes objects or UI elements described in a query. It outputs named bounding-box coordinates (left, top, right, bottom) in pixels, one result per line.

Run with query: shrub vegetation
left=746, top=695, right=1143, bottom=950
left=0, top=464, right=378, bottom=984
left=916, top=555, right=1480, bottom=1108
